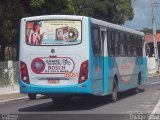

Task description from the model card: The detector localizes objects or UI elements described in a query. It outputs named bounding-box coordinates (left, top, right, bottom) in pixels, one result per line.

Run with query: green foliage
left=65, top=0, right=75, bottom=14
left=73, top=0, right=95, bottom=16
left=141, top=28, right=152, bottom=34
left=0, top=0, right=26, bottom=44
left=72, top=0, right=133, bottom=24
left=27, top=0, right=133, bottom=24
left=0, top=0, right=134, bottom=61
left=30, top=0, right=45, bottom=8
left=0, top=0, right=26, bottom=61
left=110, top=0, right=134, bottom=24
left=27, top=0, right=75, bottom=15
left=140, top=28, right=160, bottom=34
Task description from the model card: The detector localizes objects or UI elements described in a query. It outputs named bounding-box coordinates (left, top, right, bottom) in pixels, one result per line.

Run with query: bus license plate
left=48, top=79, right=59, bottom=84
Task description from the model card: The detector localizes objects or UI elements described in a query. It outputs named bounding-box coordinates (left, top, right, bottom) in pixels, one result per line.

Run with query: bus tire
left=28, top=94, right=36, bottom=100
left=52, top=96, right=72, bottom=105
left=110, top=79, right=118, bottom=102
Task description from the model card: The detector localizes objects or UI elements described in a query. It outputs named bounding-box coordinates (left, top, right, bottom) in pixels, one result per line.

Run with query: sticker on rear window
left=26, top=20, right=81, bottom=46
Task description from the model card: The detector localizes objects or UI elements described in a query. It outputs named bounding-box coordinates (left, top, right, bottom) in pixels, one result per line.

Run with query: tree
left=65, top=0, right=75, bottom=14
left=73, top=0, right=134, bottom=24
left=27, top=0, right=75, bottom=15
left=140, top=28, right=160, bottom=34
left=0, top=0, right=134, bottom=61
left=110, top=0, right=134, bottom=24
left=27, top=0, right=134, bottom=25
left=0, top=0, right=26, bottom=61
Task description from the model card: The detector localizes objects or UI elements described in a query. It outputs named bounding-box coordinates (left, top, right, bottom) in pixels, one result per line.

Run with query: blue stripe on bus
left=143, top=57, right=147, bottom=84
left=19, top=80, right=92, bottom=94
left=104, top=57, right=109, bottom=94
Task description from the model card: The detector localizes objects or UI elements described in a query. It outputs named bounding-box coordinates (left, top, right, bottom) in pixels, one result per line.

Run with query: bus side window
left=131, top=35, right=137, bottom=56
left=136, top=36, right=139, bottom=56
left=124, top=33, right=127, bottom=56
left=109, top=29, right=116, bottom=56
left=92, top=26, right=101, bottom=56
left=137, top=36, right=143, bottom=56
left=114, top=30, right=119, bottom=56
left=124, top=33, right=128, bottom=56
left=120, top=32, right=125, bottom=56
left=127, top=34, right=132, bottom=56
left=107, top=29, right=112, bottom=56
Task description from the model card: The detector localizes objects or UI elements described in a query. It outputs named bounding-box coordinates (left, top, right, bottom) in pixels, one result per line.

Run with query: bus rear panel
left=19, top=15, right=147, bottom=100
left=19, top=16, right=92, bottom=96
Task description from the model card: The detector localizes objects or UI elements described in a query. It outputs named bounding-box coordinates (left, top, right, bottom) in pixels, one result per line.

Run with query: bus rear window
left=26, top=20, right=82, bottom=46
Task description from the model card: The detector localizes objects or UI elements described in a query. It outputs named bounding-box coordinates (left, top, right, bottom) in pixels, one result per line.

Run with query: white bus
left=19, top=15, right=147, bottom=104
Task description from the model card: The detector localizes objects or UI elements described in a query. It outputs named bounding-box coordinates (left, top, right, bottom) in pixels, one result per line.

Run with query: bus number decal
left=64, top=72, right=79, bottom=78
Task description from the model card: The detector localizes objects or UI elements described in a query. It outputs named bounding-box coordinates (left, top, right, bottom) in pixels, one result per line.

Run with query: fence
left=147, top=56, right=160, bottom=75
left=0, top=61, right=19, bottom=94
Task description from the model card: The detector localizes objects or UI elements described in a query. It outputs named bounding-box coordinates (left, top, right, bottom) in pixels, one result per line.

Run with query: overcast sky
left=124, top=0, right=160, bottom=30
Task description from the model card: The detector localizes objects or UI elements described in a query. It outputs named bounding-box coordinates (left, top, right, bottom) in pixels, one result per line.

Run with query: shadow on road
left=118, top=88, right=145, bottom=100
left=18, top=89, right=145, bottom=112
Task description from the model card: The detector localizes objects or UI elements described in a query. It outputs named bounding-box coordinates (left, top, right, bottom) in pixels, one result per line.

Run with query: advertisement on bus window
left=26, top=20, right=81, bottom=45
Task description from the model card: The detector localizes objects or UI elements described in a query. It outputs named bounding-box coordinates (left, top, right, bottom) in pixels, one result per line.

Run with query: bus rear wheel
left=110, top=80, right=118, bottom=102
left=28, top=94, right=37, bottom=100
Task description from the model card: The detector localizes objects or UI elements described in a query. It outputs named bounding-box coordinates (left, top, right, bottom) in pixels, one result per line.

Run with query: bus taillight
left=20, top=61, right=30, bottom=84
left=78, top=60, right=88, bottom=84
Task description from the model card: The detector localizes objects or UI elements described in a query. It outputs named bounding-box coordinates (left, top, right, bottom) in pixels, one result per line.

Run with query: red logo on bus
left=31, top=58, right=45, bottom=74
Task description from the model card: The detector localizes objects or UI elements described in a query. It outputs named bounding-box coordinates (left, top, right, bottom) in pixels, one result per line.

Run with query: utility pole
left=152, top=0, right=160, bottom=73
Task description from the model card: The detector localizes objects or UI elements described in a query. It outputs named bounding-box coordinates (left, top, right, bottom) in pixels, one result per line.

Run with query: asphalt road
left=0, top=75, right=160, bottom=120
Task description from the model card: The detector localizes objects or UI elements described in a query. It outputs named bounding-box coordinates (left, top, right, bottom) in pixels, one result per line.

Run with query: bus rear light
left=20, top=61, right=30, bottom=84
left=22, top=76, right=28, bottom=81
left=21, top=69, right=27, bottom=75
left=78, top=60, right=88, bottom=84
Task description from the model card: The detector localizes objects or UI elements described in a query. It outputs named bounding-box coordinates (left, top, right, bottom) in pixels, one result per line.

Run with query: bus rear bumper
left=19, top=80, right=92, bottom=95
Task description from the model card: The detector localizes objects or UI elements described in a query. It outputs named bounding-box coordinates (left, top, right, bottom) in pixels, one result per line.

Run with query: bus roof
left=90, top=18, right=144, bottom=36
left=21, top=15, right=87, bottom=22
left=22, top=15, right=144, bottom=36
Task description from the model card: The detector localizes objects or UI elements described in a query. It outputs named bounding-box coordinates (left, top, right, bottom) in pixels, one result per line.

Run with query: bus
left=19, top=15, right=147, bottom=103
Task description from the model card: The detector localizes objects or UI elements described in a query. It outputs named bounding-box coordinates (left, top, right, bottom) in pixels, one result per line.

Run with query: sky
left=124, top=0, right=160, bottom=30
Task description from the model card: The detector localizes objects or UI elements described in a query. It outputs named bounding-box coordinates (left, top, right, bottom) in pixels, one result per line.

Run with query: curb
left=0, top=94, right=43, bottom=103
left=0, top=96, right=28, bottom=103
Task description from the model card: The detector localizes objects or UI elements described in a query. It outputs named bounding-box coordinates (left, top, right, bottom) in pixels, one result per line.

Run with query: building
left=145, top=33, right=160, bottom=74
left=145, top=33, right=160, bottom=57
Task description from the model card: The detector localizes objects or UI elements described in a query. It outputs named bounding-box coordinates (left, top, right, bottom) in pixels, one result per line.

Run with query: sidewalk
left=148, top=73, right=160, bottom=78
left=0, top=93, right=27, bottom=102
